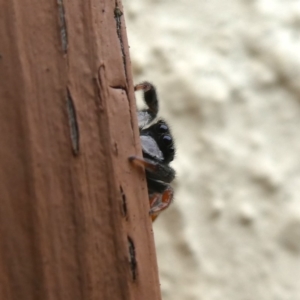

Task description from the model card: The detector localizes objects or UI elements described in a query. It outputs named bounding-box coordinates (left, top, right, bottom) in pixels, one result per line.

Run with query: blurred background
left=123, top=0, right=300, bottom=299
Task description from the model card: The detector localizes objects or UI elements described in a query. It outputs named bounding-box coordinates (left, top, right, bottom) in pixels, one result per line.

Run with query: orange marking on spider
left=149, top=187, right=174, bottom=221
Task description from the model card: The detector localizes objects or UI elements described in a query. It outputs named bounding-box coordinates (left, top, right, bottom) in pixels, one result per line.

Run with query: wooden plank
left=0, top=0, right=161, bottom=299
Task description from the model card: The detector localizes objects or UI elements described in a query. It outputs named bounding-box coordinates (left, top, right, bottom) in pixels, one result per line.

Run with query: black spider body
left=130, top=82, right=176, bottom=221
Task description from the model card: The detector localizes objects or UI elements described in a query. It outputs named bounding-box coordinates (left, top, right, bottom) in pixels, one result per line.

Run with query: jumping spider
left=129, top=82, right=176, bottom=221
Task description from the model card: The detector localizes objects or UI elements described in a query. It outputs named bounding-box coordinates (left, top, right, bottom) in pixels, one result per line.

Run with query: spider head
left=140, top=120, right=175, bottom=164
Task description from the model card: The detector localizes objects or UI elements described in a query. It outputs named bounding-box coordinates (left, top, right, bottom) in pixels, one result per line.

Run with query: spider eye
left=162, top=135, right=173, bottom=146
left=158, top=123, right=168, bottom=133
left=161, top=134, right=175, bottom=161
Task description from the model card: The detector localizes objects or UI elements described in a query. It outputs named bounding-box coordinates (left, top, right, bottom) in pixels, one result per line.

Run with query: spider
left=129, top=82, right=176, bottom=221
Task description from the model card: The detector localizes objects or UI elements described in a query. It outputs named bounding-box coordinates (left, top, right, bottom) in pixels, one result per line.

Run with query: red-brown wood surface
left=0, top=0, right=161, bottom=299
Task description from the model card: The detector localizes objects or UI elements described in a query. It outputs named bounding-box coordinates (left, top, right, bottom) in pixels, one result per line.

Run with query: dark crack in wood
left=67, top=88, right=79, bottom=155
left=110, top=85, right=126, bottom=91
left=114, top=3, right=127, bottom=79
left=128, top=237, right=137, bottom=280
left=120, top=185, right=127, bottom=218
left=57, top=0, right=68, bottom=53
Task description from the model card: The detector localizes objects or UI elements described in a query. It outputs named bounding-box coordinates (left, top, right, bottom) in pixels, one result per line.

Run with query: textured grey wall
left=123, top=1, right=300, bottom=299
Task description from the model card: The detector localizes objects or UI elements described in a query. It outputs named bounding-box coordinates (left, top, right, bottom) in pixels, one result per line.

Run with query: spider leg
left=129, top=155, right=157, bottom=171
left=149, top=186, right=174, bottom=221
left=129, top=156, right=175, bottom=183
left=135, top=82, right=158, bottom=115
left=135, top=82, right=159, bottom=128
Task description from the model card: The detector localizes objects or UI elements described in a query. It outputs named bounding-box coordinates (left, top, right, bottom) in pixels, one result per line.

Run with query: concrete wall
left=123, top=1, right=300, bottom=299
